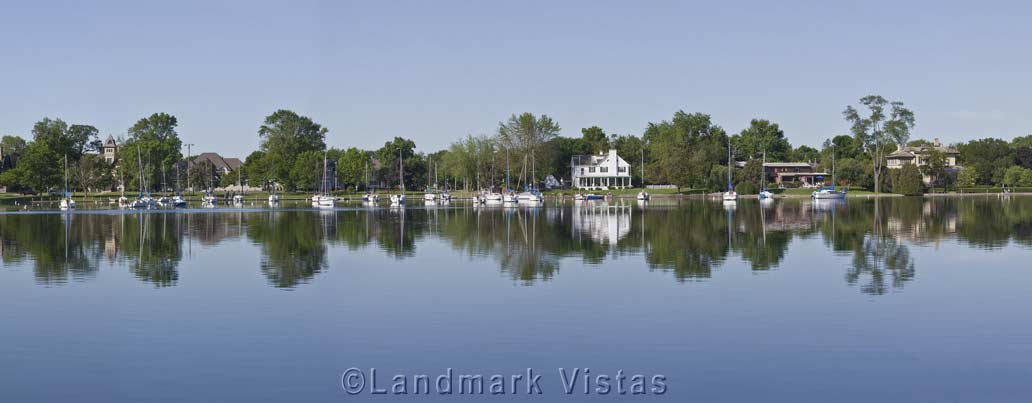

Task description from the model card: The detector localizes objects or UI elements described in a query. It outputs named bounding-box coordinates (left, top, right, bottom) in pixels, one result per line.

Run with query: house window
left=589, top=167, right=595, bottom=173
left=600, top=167, right=608, bottom=173
left=617, top=166, right=626, bottom=173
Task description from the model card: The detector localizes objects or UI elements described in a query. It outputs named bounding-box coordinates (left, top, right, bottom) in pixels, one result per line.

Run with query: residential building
left=570, top=149, right=632, bottom=189
left=102, top=135, right=118, bottom=163
left=886, top=138, right=960, bottom=184
left=734, top=161, right=828, bottom=187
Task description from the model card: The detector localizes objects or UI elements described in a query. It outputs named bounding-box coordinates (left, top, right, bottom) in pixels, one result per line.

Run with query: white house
left=886, top=138, right=960, bottom=184
left=570, top=149, right=632, bottom=190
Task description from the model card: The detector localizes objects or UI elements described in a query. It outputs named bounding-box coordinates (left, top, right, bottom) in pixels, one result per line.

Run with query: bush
left=1003, top=166, right=1032, bottom=187
left=892, top=164, right=924, bottom=195
left=735, top=182, right=756, bottom=195
left=956, top=168, right=977, bottom=188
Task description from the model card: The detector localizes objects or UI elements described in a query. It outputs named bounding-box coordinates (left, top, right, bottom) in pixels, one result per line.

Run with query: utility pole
left=184, top=143, right=194, bottom=193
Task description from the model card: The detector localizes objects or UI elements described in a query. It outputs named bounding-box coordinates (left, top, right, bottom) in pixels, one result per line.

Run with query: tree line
left=2, top=95, right=1031, bottom=194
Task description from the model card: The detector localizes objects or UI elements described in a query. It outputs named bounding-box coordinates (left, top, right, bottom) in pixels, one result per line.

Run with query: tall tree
left=118, top=113, right=183, bottom=192
left=734, top=119, right=792, bottom=161
left=843, top=95, right=916, bottom=193
left=258, top=109, right=327, bottom=188
left=73, top=154, right=112, bottom=195
left=67, top=124, right=103, bottom=157
left=610, top=134, right=646, bottom=185
left=920, top=150, right=947, bottom=189
left=958, top=138, right=1013, bottom=185
left=643, top=111, right=727, bottom=191
left=375, top=137, right=418, bottom=190
left=497, top=112, right=561, bottom=184
left=580, top=126, right=609, bottom=154
left=336, top=147, right=372, bottom=190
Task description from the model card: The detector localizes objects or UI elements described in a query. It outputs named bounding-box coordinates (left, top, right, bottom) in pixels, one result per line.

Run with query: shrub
left=735, top=182, right=756, bottom=195
left=892, top=163, right=924, bottom=195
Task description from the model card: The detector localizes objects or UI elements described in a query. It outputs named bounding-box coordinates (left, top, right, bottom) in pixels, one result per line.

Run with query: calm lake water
left=2, top=197, right=1031, bottom=402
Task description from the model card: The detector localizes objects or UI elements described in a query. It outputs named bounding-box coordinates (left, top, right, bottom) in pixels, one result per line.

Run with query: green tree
left=73, top=154, right=112, bottom=194
left=497, top=112, right=561, bottom=184
left=258, top=109, right=327, bottom=188
left=958, top=138, right=1012, bottom=185
left=66, top=124, right=103, bottom=157
left=610, top=134, right=646, bottom=186
left=118, top=113, right=184, bottom=192
left=956, top=168, right=977, bottom=188
left=844, top=95, right=916, bottom=193
left=1, top=135, right=28, bottom=167
left=892, top=163, right=924, bottom=195
left=375, top=137, right=418, bottom=190
left=643, top=111, right=728, bottom=191
left=1003, top=166, right=1028, bottom=187
left=734, top=119, right=792, bottom=161
left=580, top=126, right=609, bottom=154
left=336, top=147, right=372, bottom=190
left=739, top=159, right=764, bottom=190
left=241, top=150, right=270, bottom=189
left=920, top=150, right=948, bottom=189
left=790, top=145, right=820, bottom=162
left=1012, top=134, right=1032, bottom=149
left=13, top=141, right=60, bottom=192
left=290, top=151, right=325, bottom=191
left=541, top=136, right=589, bottom=184
left=1013, top=146, right=1032, bottom=169
left=835, top=158, right=869, bottom=188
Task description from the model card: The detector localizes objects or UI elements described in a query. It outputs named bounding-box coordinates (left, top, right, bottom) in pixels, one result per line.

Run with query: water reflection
left=3, top=197, right=1032, bottom=293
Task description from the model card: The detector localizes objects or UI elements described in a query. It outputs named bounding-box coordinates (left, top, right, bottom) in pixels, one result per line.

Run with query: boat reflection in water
left=1, top=197, right=1030, bottom=294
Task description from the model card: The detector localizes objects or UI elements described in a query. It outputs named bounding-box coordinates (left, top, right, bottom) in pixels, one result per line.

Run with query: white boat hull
left=812, top=190, right=846, bottom=200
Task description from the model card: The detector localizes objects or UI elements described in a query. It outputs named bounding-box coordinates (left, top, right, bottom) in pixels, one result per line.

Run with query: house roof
left=224, top=158, right=243, bottom=170
left=887, top=140, right=959, bottom=159
left=103, top=135, right=117, bottom=147
left=191, top=152, right=241, bottom=172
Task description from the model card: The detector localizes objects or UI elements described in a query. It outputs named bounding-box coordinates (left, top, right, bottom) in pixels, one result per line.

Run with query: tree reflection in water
left=3, top=197, right=1032, bottom=293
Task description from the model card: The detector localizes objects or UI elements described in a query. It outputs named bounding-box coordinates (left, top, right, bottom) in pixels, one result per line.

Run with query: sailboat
left=759, top=150, right=774, bottom=200
left=501, top=149, right=517, bottom=205
left=117, top=169, right=129, bottom=207
left=171, top=160, right=187, bottom=207
left=812, top=143, right=847, bottom=200
left=59, top=155, right=75, bottom=210
left=423, top=157, right=437, bottom=202
left=637, top=147, right=650, bottom=201
left=131, top=145, right=156, bottom=209
left=311, top=151, right=335, bottom=208
left=201, top=160, right=217, bottom=207
left=156, top=166, right=171, bottom=207
left=268, top=156, right=280, bottom=205
left=390, top=148, right=406, bottom=206
left=516, top=152, right=549, bottom=205
left=361, top=160, right=378, bottom=203
left=722, top=138, right=738, bottom=202
left=231, top=167, right=246, bottom=206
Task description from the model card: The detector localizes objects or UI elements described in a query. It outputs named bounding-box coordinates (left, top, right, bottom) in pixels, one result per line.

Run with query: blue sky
left=1, top=0, right=1029, bottom=158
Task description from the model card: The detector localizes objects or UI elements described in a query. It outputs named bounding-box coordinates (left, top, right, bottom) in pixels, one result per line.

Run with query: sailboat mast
left=761, top=150, right=766, bottom=190
left=727, top=138, right=733, bottom=191
left=641, top=147, right=645, bottom=189
left=63, top=154, right=68, bottom=196
left=399, top=148, right=405, bottom=191
left=321, top=151, right=328, bottom=195
left=136, top=145, right=144, bottom=196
